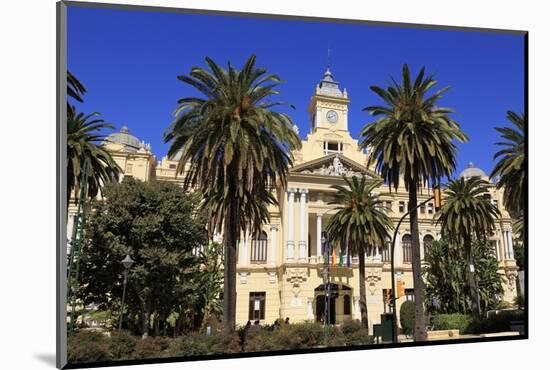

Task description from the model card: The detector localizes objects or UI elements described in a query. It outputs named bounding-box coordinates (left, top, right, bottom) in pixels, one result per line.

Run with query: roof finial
left=327, top=46, right=331, bottom=71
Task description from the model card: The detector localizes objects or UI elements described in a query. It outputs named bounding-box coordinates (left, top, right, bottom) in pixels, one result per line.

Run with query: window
left=402, top=234, right=412, bottom=263
left=385, top=201, right=392, bottom=212
left=249, top=292, right=266, bottom=320
left=251, top=231, right=268, bottom=263
left=492, top=199, right=498, bottom=208
left=381, top=241, right=391, bottom=262
left=423, top=234, right=434, bottom=256
left=420, top=204, right=426, bottom=214
left=169, top=163, right=177, bottom=169
left=126, top=163, right=133, bottom=174
left=427, top=203, right=434, bottom=214
left=399, top=201, right=405, bottom=213
left=343, top=295, right=351, bottom=315
left=323, top=141, right=342, bottom=155
left=404, top=289, right=415, bottom=301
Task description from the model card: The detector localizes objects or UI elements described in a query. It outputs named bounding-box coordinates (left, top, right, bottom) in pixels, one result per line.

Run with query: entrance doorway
left=314, top=283, right=339, bottom=324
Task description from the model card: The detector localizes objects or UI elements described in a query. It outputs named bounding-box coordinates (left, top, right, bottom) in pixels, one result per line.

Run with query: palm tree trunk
left=408, top=179, right=427, bottom=341
left=222, top=206, right=238, bottom=331
left=464, top=235, right=480, bottom=317
left=358, top=248, right=369, bottom=334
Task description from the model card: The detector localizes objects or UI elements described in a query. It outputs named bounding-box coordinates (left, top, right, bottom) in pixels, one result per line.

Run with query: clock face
left=326, top=110, right=339, bottom=124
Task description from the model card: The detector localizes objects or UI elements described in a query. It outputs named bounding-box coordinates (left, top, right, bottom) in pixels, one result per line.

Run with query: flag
left=331, top=246, right=336, bottom=266
left=339, top=250, right=344, bottom=267
left=346, top=251, right=351, bottom=268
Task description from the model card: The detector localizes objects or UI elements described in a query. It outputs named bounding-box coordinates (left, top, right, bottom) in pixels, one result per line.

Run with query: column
left=395, top=232, right=402, bottom=268
left=307, top=298, right=314, bottom=320
left=270, top=225, right=278, bottom=266
left=507, top=230, right=515, bottom=259
left=241, top=230, right=248, bottom=267
left=66, top=212, right=75, bottom=255
left=316, top=213, right=322, bottom=260
left=495, top=239, right=501, bottom=261
left=286, top=189, right=296, bottom=262
left=374, top=245, right=381, bottom=261
left=298, top=188, right=308, bottom=262
left=503, top=230, right=510, bottom=259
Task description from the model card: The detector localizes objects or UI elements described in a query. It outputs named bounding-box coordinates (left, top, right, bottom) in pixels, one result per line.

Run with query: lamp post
left=118, top=254, right=134, bottom=331
left=389, top=195, right=434, bottom=343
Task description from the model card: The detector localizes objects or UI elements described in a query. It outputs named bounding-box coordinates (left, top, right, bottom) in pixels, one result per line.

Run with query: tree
left=359, top=64, right=468, bottom=341
left=490, top=111, right=525, bottom=237
left=325, top=177, right=393, bottom=331
left=67, top=105, right=121, bottom=204
left=164, top=54, right=301, bottom=330
left=67, top=71, right=87, bottom=103
left=423, top=239, right=504, bottom=314
left=79, top=178, right=211, bottom=337
left=435, top=177, right=500, bottom=317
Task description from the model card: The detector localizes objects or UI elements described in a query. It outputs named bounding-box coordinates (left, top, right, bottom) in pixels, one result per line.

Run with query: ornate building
left=71, top=67, right=519, bottom=329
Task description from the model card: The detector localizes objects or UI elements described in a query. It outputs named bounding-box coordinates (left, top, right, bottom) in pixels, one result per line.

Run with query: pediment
left=291, top=153, right=379, bottom=179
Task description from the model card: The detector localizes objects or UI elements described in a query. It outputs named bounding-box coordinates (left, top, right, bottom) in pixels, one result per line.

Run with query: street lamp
left=118, top=254, right=134, bottom=331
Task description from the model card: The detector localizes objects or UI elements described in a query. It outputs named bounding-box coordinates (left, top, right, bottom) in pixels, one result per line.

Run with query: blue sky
left=67, top=5, right=524, bottom=178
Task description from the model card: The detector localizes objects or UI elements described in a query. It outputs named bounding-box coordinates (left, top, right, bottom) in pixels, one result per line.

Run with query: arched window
left=251, top=231, right=268, bottom=263
left=343, top=295, right=351, bottom=315
left=423, top=234, right=434, bottom=256
left=402, top=234, right=412, bottom=263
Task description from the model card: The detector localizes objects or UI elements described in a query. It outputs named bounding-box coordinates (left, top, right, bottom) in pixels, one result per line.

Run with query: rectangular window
left=126, top=163, right=133, bottom=174
left=403, top=237, right=412, bottom=263
left=420, top=204, right=426, bottom=214
left=427, top=203, right=434, bottom=214
left=250, top=232, right=268, bottom=263
left=324, top=141, right=342, bottom=155
left=249, top=292, right=266, bottom=320
left=385, top=201, right=392, bottom=212
left=381, top=241, right=391, bottom=262
left=399, top=201, right=405, bottom=213
left=169, top=163, right=177, bottom=169
left=492, top=199, right=498, bottom=208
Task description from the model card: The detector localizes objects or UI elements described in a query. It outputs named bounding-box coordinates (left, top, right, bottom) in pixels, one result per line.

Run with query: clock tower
left=293, top=65, right=367, bottom=165
left=307, top=67, right=350, bottom=133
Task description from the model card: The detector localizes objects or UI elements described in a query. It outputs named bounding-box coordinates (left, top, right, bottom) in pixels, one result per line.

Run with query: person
left=284, top=317, right=290, bottom=325
left=250, top=320, right=261, bottom=332
left=272, top=318, right=280, bottom=330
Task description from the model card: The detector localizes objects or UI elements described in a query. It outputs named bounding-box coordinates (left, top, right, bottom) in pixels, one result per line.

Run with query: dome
left=459, top=162, right=487, bottom=179
left=104, top=125, right=144, bottom=152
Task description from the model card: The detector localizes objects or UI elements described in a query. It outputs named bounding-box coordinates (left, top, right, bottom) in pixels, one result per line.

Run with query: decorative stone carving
left=239, top=272, right=249, bottom=284
left=268, top=271, right=277, bottom=284
left=299, top=156, right=365, bottom=177
left=287, top=268, right=307, bottom=297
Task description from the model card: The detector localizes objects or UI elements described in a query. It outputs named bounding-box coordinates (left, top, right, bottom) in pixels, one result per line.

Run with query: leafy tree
left=424, top=239, right=504, bottom=314
left=67, top=105, right=121, bottom=204
left=325, top=177, right=393, bottom=331
left=359, top=64, right=468, bottom=341
left=490, top=111, right=525, bottom=218
left=197, top=243, right=224, bottom=330
left=164, top=54, right=301, bottom=329
left=436, top=177, right=499, bottom=317
left=79, top=178, right=211, bottom=337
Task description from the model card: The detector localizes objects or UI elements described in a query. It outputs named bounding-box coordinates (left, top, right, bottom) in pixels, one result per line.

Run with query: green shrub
left=68, top=330, right=110, bottom=363
left=435, top=314, right=478, bottom=334
left=481, top=310, right=525, bottom=333
left=109, top=331, right=137, bottom=360
left=170, top=332, right=241, bottom=357
left=399, top=301, right=415, bottom=335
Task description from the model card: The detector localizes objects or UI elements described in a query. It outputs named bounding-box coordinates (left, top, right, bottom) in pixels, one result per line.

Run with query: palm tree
left=164, top=55, right=301, bottom=330
left=67, top=71, right=87, bottom=103
left=359, top=64, right=468, bottom=341
left=325, top=176, right=393, bottom=331
left=435, top=177, right=500, bottom=316
left=67, top=105, right=121, bottom=204
left=490, top=111, right=525, bottom=236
